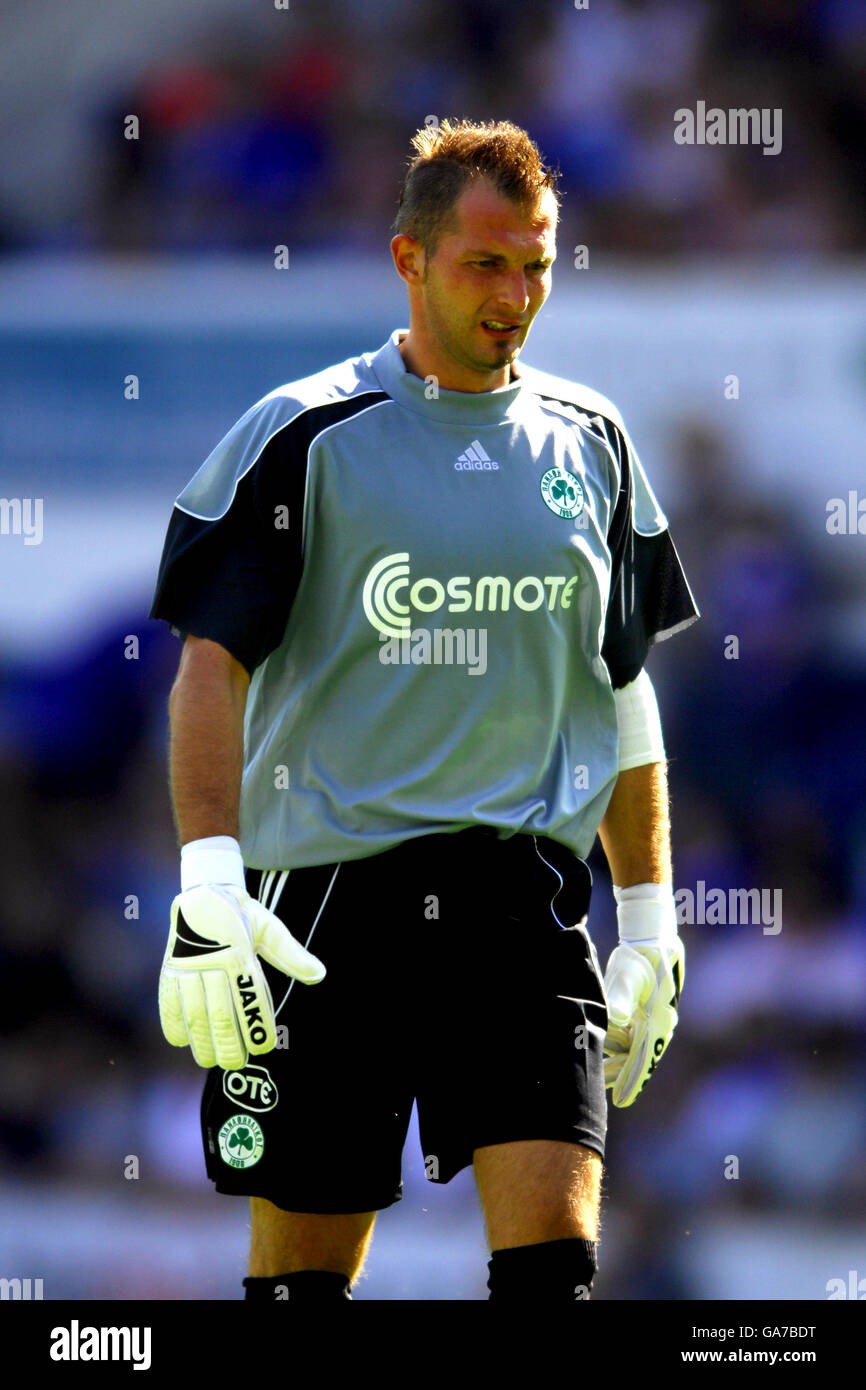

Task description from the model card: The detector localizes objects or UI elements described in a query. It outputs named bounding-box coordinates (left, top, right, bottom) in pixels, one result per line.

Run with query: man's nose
left=494, top=272, right=531, bottom=313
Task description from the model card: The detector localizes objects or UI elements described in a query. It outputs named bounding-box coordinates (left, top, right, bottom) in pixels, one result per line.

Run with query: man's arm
left=596, top=681, right=683, bottom=1109
left=159, top=633, right=325, bottom=1071
left=597, top=761, right=671, bottom=889
left=168, top=634, right=250, bottom=845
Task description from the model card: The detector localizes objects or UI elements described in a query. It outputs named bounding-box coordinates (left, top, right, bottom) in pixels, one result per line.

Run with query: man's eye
left=471, top=259, right=550, bottom=270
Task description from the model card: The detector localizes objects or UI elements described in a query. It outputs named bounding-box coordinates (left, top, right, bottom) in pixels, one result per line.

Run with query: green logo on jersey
left=218, top=1113, right=265, bottom=1169
left=540, top=467, right=585, bottom=520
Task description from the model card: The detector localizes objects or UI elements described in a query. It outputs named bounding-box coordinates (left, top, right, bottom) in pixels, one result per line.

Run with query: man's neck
left=398, top=331, right=518, bottom=393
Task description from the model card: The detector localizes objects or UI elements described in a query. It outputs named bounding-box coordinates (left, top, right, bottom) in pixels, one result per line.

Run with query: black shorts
left=201, top=826, right=608, bottom=1214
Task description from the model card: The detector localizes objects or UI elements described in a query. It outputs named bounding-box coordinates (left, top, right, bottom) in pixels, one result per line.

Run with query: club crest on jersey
left=540, top=467, right=584, bottom=520
left=218, top=1113, right=265, bottom=1169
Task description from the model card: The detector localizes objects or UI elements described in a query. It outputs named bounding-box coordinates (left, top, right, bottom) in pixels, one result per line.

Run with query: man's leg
left=230, top=853, right=410, bottom=1302
left=248, top=1197, right=377, bottom=1280
left=473, top=1139, right=602, bottom=1300
left=474, top=1138, right=601, bottom=1245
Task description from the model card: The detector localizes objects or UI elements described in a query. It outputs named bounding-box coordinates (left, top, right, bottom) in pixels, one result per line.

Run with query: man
left=149, top=118, right=698, bottom=1302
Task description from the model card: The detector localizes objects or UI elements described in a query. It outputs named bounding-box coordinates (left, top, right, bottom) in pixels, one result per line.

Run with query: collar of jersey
left=370, top=329, right=530, bottom=425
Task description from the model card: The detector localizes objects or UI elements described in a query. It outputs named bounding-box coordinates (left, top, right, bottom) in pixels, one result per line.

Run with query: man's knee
left=474, top=1139, right=603, bottom=1246
left=248, top=1197, right=376, bottom=1283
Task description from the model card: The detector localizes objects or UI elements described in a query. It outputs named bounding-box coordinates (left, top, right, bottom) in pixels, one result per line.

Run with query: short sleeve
left=600, top=418, right=699, bottom=689
left=148, top=408, right=306, bottom=676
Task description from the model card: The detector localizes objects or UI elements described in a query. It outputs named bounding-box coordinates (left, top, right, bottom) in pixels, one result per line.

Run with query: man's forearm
left=168, top=636, right=250, bottom=846
left=597, top=761, right=672, bottom=887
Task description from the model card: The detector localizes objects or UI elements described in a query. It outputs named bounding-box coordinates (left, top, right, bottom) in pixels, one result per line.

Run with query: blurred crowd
left=17, top=0, right=866, bottom=257
left=589, top=417, right=866, bottom=1296
left=0, top=407, right=863, bottom=1297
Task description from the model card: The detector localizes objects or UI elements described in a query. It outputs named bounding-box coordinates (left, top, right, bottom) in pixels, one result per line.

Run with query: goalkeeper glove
left=603, top=882, right=684, bottom=1108
left=159, top=836, right=326, bottom=1070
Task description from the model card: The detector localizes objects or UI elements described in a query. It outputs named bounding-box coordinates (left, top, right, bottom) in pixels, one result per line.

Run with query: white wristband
left=180, top=836, right=245, bottom=893
left=613, top=881, right=678, bottom=942
left=613, top=669, right=665, bottom=771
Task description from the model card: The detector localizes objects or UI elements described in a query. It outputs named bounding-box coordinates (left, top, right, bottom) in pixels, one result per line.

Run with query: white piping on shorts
left=532, top=835, right=569, bottom=930
left=532, top=836, right=595, bottom=974
left=260, top=869, right=289, bottom=915
left=258, top=863, right=341, bottom=1020
left=530, top=839, right=606, bottom=995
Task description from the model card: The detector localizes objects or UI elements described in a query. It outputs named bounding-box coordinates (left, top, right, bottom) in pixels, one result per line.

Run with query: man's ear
left=391, top=234, right=426, bottom=287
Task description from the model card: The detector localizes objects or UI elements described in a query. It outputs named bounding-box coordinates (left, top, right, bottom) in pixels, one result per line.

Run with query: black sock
left=243, top=1271, right=352, bottom=1301
left=487, top=1237, right=598, bottom=1301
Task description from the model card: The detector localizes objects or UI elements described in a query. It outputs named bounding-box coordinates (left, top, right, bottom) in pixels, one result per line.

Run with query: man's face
left=398, top=178, right=557, bottom=388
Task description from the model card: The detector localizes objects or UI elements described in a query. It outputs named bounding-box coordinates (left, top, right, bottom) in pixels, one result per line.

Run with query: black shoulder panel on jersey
left=603, top=528, right=700, bottom=688
left=532, top=389, right=613, bottom=433
left=148, top=390, right=389, bottom=675
left=598, top=413, right=699, bottom=688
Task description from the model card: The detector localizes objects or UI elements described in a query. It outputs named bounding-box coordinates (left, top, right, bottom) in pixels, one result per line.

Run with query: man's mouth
left=480, top=320, right=522, bottom=339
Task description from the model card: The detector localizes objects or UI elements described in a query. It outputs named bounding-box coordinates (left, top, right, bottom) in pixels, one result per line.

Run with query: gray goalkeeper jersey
left=150, top=329, right=698, bottom=869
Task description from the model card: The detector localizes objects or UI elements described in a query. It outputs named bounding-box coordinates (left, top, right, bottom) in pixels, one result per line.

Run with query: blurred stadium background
left=1, top=0, right=865, bottom=1300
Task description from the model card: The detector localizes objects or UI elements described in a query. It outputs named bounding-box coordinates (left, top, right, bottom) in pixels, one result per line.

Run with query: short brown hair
left=393, top=118, right=560, bottom=258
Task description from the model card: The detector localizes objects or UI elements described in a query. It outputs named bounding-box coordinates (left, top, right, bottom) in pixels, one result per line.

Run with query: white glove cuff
left=181, top=836, right=245, bottom=893
left=613, top=881, right=678, bottom=942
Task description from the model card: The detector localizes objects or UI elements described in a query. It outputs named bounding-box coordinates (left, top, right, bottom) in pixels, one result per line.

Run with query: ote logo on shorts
left=218, top=1113, right=265, bottom=1169
left=222, top=1064, right=279, bottom=1112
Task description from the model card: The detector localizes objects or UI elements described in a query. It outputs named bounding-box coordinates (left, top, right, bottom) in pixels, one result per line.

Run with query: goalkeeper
left=149, top=118, right=698, bottom=1303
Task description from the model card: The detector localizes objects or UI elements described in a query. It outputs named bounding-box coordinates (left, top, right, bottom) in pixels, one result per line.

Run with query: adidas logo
left=454, top=439, right=500, bottom=471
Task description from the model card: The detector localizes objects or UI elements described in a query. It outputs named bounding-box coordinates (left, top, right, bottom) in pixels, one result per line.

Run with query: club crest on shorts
left=540, top=466, right=584, bottom=519
left=218, top=1113, right=265, bottom=1169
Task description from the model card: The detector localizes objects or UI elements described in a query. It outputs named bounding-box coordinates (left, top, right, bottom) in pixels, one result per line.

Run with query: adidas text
left=454, top=439, right=500, bottom=471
